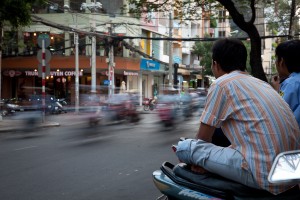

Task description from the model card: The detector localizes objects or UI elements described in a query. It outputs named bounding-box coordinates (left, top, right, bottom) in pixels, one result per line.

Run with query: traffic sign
left=37, top=34, right=50, bottom=48
left=37, top=49, right=52, bottom=63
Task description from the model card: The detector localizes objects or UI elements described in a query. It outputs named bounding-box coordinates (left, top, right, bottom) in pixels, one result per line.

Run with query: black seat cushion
left=172, top=163, right=300, bottom=199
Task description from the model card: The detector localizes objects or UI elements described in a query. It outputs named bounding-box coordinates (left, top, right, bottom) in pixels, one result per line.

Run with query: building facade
left=1, top=0, right=143, bottom=104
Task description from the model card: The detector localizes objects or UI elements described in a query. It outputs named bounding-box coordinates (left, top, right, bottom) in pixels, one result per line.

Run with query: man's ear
left=213, top=61, right=221, bottom=71
left=212, top=60, right=218, bottom=68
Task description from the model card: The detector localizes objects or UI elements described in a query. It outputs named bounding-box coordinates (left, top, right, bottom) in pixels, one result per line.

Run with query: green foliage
left=264, top=0, right=292, bottom=35
left=191, top=39, right=252, bottom=75
left=210, top=17, right=217, bottom=28
left=0, top=0, right=45, bottom=28
left=191, top=35, right=214, bottom=76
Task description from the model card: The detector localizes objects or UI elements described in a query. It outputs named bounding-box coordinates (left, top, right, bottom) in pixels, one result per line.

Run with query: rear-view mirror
left=268, top=150, right=300, bottom=184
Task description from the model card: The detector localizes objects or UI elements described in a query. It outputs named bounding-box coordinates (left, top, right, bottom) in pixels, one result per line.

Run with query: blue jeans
left=176, top=139, right=261, bottom=189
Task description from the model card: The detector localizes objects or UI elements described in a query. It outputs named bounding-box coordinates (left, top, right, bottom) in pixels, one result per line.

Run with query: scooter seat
left=161, top=161, right=300, bottom=200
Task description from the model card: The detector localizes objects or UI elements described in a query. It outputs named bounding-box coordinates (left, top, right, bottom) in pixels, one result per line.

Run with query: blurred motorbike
left=105, top=93, right=140, bottom=124
left=156, top=94, right=179, bottom=128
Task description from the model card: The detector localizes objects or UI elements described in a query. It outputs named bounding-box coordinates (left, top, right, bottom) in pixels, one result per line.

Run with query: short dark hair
left=275, top=40, right=300, bottom=73
left=212, top=38, right=247, bottom=72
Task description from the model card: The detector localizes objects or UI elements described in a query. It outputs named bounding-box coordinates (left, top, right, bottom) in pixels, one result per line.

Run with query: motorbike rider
left=175, top=38, right=300, bottom=195
left=271, top=39, right=300, bottom=128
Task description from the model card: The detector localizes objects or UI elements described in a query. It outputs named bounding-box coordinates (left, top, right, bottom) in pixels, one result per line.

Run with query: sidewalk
left=0, top=106, right=155, bottom=133
left=0, top=116, right=60, bottom=133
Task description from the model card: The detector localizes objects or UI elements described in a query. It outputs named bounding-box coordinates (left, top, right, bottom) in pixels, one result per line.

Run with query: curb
left=0, top=121, right=60, bottom=133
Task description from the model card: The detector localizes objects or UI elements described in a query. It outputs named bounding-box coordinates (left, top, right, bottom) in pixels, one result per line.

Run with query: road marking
left=14, top=146, right=38, bottom=151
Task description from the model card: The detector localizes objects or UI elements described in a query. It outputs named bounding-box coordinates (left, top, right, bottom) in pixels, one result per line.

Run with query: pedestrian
left=271, top=39, right=300, bottom=127
left=175, top=38, right=300, bottom=195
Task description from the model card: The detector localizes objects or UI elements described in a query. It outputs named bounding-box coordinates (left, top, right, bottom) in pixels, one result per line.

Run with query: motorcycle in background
left=153, top=149, right=300, bottom=200
left=143, top=97, right=157, bottom=111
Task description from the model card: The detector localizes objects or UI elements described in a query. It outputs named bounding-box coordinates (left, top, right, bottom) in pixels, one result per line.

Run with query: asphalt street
left=0, top=110, right=201, bottom=200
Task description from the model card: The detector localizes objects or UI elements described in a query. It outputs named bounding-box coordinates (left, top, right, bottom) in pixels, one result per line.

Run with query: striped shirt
left=200, top=70, right=300, bottom=194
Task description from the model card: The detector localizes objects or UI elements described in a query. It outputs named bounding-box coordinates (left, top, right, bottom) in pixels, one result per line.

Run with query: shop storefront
left=1, top=55, right=141, bottom=104
left=140, top=58, right=165, bottom=100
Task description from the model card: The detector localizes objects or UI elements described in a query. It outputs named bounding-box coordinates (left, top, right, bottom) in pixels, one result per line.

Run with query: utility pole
left=168, top=11, right=173, bottom=88
left=107, top=23, right=115, bottom=97
left=91, top=0, right=97, bottom=93
left=288, top=0, right=296, bottom=39
left=74, top=15, right=79, bottom=114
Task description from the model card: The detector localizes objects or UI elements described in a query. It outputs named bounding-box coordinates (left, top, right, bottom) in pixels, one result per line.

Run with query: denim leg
left=176, top=139, right=261, bottom=189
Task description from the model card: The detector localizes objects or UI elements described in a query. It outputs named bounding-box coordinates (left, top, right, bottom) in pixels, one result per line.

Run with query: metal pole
left=75, top=16, right=79, bottom=113
left=41, top=39, right=46, bottom=123
left=91, top=0, right=96, bottom=92
left=168, top=12, right=173, bottom=88
left=107, top=24, right=114, bottom=96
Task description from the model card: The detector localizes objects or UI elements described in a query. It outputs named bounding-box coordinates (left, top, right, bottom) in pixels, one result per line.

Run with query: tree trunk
left=218, top=0, right=268, bottom=82
left=247, top=24, right=268, bottom=82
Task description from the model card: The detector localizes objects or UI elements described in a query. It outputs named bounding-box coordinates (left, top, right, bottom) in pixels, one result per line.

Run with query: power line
left=32, top=14, right=296, bottom=42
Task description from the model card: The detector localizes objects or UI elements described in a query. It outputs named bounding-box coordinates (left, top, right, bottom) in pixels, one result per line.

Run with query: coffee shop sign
left=25, top=70, right=83, bottom=77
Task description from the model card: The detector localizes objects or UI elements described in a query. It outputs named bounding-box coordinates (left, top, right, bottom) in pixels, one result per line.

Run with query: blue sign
left=140, top=58, right=160, bottom=71
left=173, top=56, right=182, bottom=64
left=103, top=80, right=110, bottom=85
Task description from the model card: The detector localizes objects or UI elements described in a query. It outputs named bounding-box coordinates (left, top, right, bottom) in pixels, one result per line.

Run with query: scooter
left=143, top=97, right=156, bottom=111
left=153, top=149, right=300, bottom=200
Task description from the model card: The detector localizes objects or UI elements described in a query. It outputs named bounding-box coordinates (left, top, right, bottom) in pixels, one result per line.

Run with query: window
left=218, top=10, right=226, bottom=23
left=218, top=31, right=226, bottom=38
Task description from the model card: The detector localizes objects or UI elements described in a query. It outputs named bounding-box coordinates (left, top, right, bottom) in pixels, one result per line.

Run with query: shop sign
left=24, top=70, right=83, bottom=77
left=103, top=80, right=110, bottom=85
left=3, top=70, right=22, bottom=77
left=173, top=56, right=182, bottom=64
left=140, top=58, right=160, bottom=71
left=124, top=71, right=139, bottom=76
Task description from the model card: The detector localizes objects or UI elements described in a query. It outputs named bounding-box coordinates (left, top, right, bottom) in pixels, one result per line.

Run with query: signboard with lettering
left=173, top=56, right=182, bottom=64
left=140, top=58, right=160, bottom=71
left=25, top=70, right=83, bottom=77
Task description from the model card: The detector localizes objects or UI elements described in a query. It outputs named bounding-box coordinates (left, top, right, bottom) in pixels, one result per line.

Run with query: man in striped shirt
left=176, top=38, right=300, bottom=195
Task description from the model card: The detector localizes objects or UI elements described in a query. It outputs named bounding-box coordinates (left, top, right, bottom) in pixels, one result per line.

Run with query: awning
left=178, top=68, right=190, bottom=75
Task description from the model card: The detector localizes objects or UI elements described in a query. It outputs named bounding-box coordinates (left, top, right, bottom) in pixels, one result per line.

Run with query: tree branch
left=249, top=0, right=256, bottom=24
left=217, top=0, right=248, bottom=31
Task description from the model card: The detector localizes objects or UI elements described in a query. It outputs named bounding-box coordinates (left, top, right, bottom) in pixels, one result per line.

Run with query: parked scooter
left=46, top=100, right=66, bottom=114
left=153, top=150, right=300, bottom=200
